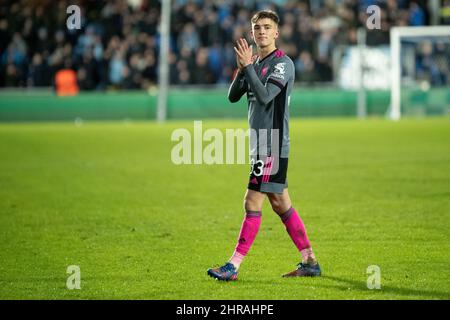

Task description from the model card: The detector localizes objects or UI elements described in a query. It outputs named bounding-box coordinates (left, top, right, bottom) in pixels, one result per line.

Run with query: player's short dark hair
left=251, top=10, right=280, bottom=26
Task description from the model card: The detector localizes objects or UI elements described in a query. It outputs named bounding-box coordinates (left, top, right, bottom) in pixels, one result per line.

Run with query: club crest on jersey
left=261, top=67, right=269, bottom=77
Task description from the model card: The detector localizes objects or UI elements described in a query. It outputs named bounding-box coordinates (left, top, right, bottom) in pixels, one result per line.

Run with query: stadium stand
left=0, top=0, right=445, bottom=90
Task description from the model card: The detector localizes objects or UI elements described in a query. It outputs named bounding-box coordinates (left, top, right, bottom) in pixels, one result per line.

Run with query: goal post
left=389, top=26, right=450, bottom=120
left=157, top=0, right=171, bottom=122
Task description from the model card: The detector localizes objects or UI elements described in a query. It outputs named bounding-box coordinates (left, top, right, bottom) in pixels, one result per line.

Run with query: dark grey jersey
left=228, top=49, right=294, bottom=158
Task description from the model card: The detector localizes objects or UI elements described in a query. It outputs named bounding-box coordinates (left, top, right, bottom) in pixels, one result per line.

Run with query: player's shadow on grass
left=321, top=275, right=450, bottom=300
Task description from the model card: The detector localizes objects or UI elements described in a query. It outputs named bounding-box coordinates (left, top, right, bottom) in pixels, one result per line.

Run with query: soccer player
left=207, top=10, right=321, bottom=281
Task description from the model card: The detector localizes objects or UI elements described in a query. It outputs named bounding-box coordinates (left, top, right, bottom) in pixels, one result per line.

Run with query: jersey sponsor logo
left=274, top=63, right=286, bottom=75
left=269, top=72, right=285, bottom=80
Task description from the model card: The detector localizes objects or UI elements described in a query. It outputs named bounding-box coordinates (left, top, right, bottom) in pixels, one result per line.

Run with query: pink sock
left=280, top=207, right=316, bottom=263
left=229, top=211, right=262, bottom=269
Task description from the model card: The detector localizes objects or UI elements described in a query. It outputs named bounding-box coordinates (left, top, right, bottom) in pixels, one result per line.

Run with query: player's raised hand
left=239, top=38, right=253, bottom=65
left=236, top=52, right=244, bottom=71
left=234, top=38, right=253, bottom=68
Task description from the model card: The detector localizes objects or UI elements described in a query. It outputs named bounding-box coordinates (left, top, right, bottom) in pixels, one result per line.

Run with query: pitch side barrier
left=0, top=87, right=447, bottom=122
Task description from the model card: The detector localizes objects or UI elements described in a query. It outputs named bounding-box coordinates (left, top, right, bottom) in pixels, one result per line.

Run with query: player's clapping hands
left=234, top=38, right=255, bottom=70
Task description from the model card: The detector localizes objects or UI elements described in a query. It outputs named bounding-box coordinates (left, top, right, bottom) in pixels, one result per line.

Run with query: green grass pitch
left=0, top=117, right=449, bottom=300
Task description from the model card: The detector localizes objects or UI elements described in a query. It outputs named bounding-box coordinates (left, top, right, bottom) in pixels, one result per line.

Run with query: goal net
left=389, top=26, right=450, bottom=120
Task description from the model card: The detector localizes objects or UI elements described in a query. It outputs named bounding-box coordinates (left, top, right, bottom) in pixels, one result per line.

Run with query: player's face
left=251, top=18, right=279, bottom=49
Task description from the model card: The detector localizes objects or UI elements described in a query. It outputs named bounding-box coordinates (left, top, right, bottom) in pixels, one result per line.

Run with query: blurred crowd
left=0, top=0, right=446, bottom=90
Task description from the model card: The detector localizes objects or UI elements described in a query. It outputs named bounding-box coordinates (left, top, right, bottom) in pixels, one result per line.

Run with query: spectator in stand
left=442, top=0, right=450, bottom=24
left=192, top=47, right=216, bottom=84
left=28, top=53, right=50, bottom=87
left=409, top=1, right=426, bottom=26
